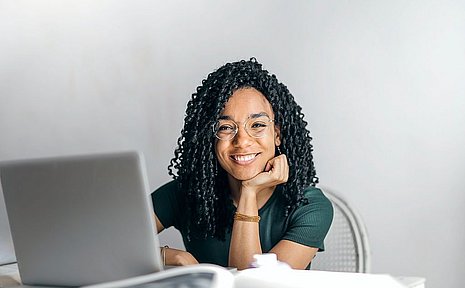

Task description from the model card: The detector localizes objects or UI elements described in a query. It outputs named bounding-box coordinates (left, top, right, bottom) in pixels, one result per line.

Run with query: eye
left=250, top=121, right=268, bottom=129
left=216, top=120, right=237, bottom=134
left=218, top=124, right=235, bottom=131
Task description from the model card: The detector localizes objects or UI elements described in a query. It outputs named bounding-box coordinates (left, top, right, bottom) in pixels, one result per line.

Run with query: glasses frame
left=212, top=114, right=275, bottom=141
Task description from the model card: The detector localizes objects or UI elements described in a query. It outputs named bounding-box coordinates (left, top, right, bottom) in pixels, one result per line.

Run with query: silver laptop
left=0, top=151, right=163, bottom=286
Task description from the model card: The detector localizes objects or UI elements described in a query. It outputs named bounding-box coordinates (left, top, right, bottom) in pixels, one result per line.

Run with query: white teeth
left=233, top=154, right=257, bottom=162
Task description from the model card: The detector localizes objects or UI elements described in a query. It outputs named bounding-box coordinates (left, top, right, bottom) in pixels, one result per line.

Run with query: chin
left=230, top=170, right=262, bottom=181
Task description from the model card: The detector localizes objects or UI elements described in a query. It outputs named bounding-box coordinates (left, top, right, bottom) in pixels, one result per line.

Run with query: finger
left=281, top=154, right=289, bottom=182
left=264, top=161, right=273, bottom=172
left=269, top=156, right=284, bottom=181
left=273, top=154, right=288, bottom=183
left=279, top=155, right=287, bottom=182
left=266, top=157, right=278, bottom=174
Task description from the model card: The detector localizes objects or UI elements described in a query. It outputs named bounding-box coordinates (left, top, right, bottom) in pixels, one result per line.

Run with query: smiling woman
left=151, top=58, right=333, bottom=270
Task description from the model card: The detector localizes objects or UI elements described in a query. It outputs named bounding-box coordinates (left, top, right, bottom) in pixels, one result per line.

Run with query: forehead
left=220, top=88, right=274, bottom=118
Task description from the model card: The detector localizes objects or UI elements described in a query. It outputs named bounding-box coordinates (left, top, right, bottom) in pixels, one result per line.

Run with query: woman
left=152, top=58, right=333, bottom=270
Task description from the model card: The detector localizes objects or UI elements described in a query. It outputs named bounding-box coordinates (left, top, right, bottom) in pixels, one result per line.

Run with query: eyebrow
left=218, top=112, right=269, bottom=121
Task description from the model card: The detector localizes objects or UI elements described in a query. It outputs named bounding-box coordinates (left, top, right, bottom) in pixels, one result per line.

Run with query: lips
left=230, top=153, right=260, bottom=164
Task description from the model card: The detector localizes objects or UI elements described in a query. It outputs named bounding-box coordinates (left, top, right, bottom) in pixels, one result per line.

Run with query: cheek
left=261, top=138, right=277, bottom=154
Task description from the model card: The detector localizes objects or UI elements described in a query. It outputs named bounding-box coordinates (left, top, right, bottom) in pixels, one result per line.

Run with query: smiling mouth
left=231, top=153, right=260, bottom=164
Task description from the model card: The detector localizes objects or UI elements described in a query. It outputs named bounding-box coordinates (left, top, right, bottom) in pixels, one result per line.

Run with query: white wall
left=1, top=1, right=464, bottom=287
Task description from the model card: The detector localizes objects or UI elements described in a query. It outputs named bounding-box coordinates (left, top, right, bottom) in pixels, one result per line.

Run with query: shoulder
left=151, top=179, right=186, bottom=229
left=151, top=179, right=185, bottom=206
left=152, top=179, right=179, bottom=195
left=303, top=186, right=332, bottom=207
left=291, top=186, right=334, bottom=225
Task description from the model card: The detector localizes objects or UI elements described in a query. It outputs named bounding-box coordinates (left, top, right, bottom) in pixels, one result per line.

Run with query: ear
left=274, top=125, right=281, bottom=146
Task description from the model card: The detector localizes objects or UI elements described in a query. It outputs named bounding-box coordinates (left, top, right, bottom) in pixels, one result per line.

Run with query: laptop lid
left=0, top=151, right=163, bottom=286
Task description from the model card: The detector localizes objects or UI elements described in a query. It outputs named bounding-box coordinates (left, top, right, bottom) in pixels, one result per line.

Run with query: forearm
left=228, top=190, right=262, bottom=269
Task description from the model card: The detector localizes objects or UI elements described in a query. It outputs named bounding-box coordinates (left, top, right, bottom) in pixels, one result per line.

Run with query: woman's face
left=215, top=88, right=281, bottom=182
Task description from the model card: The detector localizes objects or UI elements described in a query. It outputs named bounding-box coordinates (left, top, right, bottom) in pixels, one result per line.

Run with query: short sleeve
left=151, top=180, right=184, bottom=230
left=282, top=187, right=334, bottom=251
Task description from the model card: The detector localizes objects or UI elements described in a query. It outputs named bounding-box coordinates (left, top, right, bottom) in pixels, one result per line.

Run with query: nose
left=232, top=125, right=253, bottom=147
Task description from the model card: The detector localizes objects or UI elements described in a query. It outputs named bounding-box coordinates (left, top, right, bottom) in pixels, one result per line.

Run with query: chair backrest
left=311, top=188, right=371, bottom=273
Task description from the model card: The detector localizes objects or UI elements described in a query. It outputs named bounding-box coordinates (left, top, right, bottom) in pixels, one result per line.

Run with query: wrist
left=236, top=190, right=258, bottom=213
left=239, top=185, right=259, bottom=198
left=234, top=212, right=260, bottom=222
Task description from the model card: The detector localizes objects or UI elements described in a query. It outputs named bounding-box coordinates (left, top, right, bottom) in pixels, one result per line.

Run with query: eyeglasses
left=213, top=114, right=275, bottom=141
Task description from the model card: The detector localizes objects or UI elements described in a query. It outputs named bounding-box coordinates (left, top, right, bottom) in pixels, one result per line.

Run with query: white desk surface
left=0, top=263, right=425, bottom=288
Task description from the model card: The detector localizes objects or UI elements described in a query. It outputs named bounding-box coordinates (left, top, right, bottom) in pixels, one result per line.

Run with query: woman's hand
left=164, top=247, right=199, bottom=266
left=241, top=154, right=289, bottom=193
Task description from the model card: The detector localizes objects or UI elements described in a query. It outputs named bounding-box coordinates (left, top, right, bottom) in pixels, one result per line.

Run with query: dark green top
left=151, top=180, right=333, bottom=269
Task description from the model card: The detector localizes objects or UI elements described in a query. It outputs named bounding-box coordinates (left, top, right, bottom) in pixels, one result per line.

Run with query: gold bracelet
left=234, top=212, right=261, bottom=222
left=161, top=245, right=169, bottom=266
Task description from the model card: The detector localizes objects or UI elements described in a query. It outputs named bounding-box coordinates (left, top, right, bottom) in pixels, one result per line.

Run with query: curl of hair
left=168, top=58, right=318, bottom=240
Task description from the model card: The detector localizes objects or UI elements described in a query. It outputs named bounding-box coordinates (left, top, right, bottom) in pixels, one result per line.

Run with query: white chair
left=311, top=188, right=371, bottom=273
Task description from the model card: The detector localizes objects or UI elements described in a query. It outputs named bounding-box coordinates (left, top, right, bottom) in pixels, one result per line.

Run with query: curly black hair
left=168, top=58, right=318, bottom=240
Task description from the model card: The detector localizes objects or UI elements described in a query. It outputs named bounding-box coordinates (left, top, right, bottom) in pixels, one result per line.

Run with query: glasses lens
left=214, top=120, right=237, bottom=140
left=246, top=115, right=272, bottom=138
